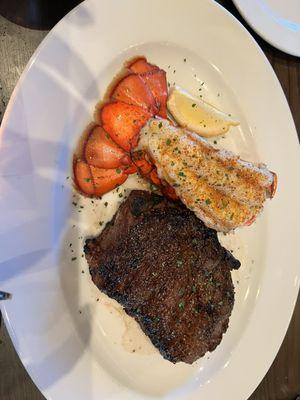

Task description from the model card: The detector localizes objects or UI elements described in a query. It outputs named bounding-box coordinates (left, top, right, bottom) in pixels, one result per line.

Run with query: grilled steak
left=85, top=190, right=240, bottom=364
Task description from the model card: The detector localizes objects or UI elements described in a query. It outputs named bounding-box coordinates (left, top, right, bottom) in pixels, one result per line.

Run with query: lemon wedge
left=167, top=86, right=239, bottom=137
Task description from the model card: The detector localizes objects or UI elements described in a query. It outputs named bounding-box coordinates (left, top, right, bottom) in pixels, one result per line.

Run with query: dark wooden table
left=0, top=1, right=299, bottom=399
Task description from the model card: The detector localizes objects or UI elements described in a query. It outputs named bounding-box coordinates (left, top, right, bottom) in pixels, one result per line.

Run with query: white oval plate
left=233, top=0, right=300, bottom=56
left=0, top=0, right=299, bottom=399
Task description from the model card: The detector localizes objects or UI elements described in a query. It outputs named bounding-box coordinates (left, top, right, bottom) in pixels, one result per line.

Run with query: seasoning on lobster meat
left=134, top=118, right=277, bottom=232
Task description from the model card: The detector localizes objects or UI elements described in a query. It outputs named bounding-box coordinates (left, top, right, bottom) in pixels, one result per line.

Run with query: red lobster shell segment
left=73, top=57, right=170, bottom=198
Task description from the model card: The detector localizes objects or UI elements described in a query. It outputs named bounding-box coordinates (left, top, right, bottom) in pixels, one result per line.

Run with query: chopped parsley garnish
left=72, top=202, right=77, bottom=206
left=183, top=58, right=186, bottom=62
left=221, top=199, right=228, bottom=209
left=205, top=198, right=211, bottom=205
left=158, top=122, right=163, bottom=129
left=178, top=301, right=185, bottom=310
left=178, top=288, right=185, bottom=296
left=171, top=161, right=175, bottom=166
left=166, top=138, right=171, bottom=145
left=177, top=259, right=183, bottom=267
left=230, top=213, right=234, bottom=220
left=192, top=103, right=196, bottom=108
left=104, top=202, right=108, bottom=207
left=71, top=257, right=77, bottom=261
left=116, top=168, right=121, bottom=174
left=178, top=171, right=186, bottom=177
left=118, top=193, right=123, bottom=198
left=174, top=146, right=179, bottom=152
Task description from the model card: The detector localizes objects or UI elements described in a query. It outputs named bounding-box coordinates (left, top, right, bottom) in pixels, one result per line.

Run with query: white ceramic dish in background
left=233, top=0, right=300, bottom=56
left=0, top=0, right=299, bottom=399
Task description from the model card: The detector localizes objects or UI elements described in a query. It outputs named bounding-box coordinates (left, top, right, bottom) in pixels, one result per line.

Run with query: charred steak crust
left=85, top=190, right=240, bottom=364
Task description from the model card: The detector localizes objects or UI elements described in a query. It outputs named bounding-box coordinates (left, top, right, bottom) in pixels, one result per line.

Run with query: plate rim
left=232, top=0, right=300, bottom=57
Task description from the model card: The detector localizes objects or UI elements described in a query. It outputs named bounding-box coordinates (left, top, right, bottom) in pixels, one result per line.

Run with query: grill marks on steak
left=85, top=190, right=240, bottom=364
